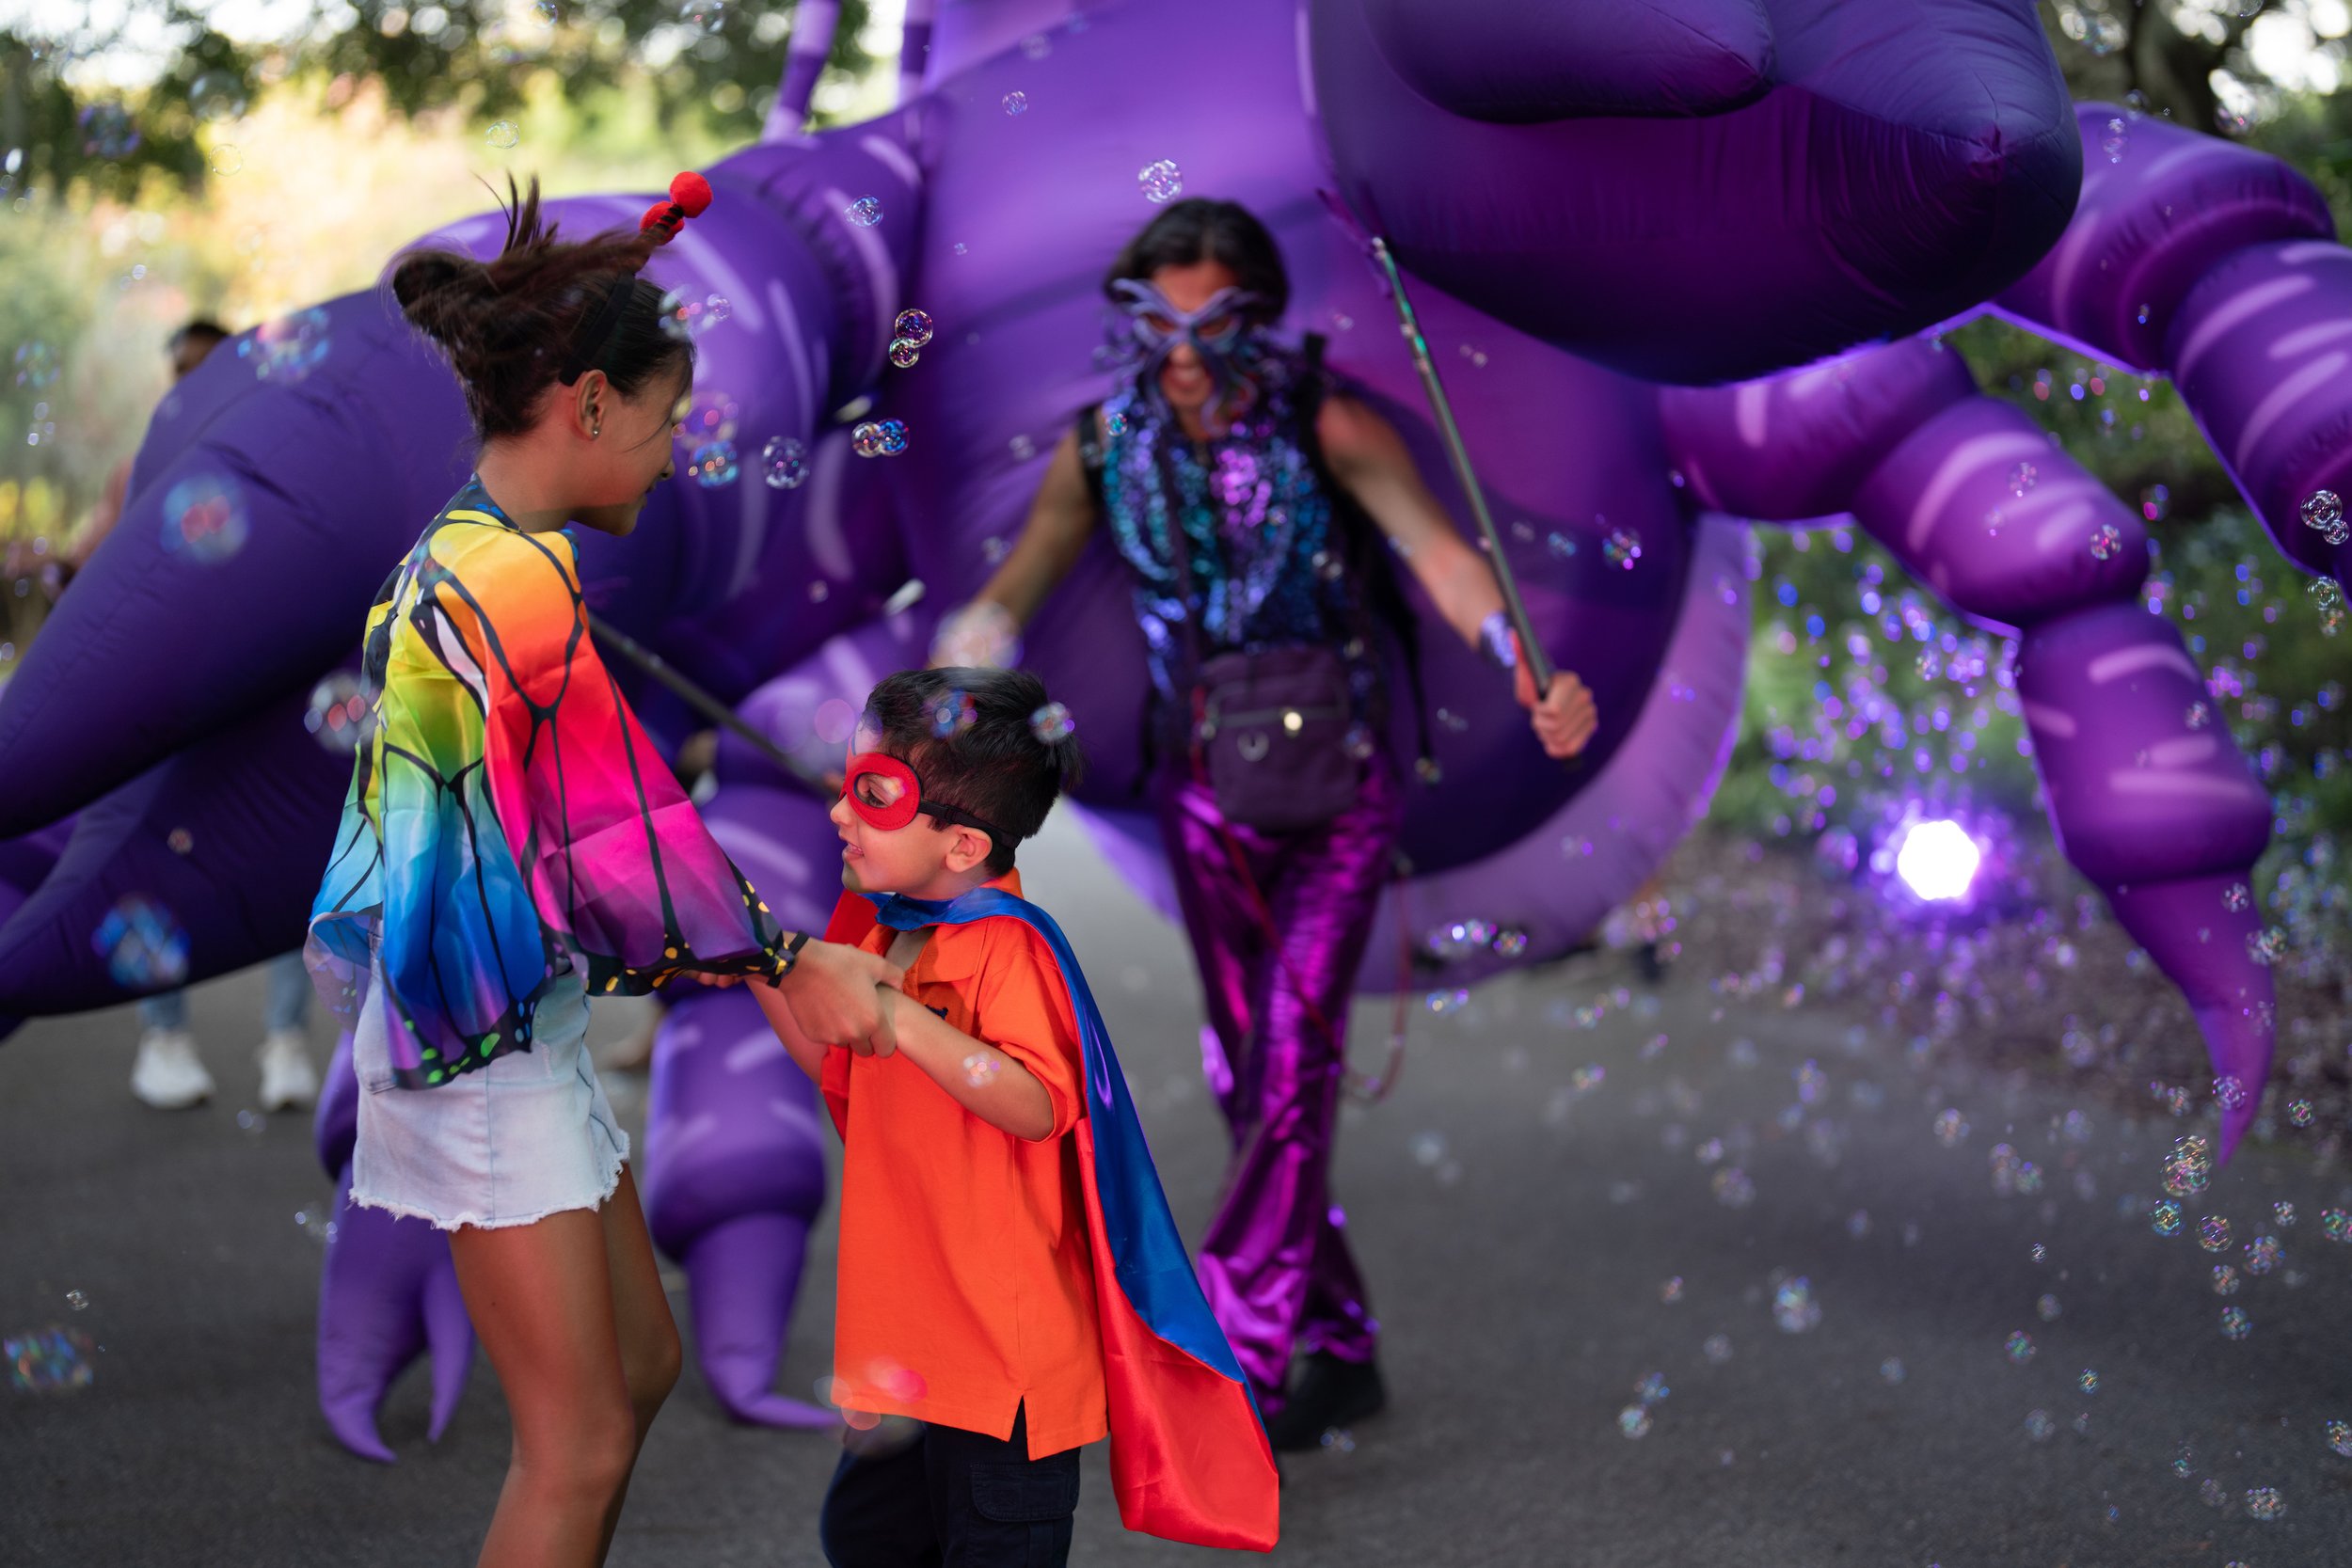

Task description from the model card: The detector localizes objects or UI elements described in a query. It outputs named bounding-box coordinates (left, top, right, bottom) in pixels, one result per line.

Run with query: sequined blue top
left=1098, top=351, right=1374, bottom=702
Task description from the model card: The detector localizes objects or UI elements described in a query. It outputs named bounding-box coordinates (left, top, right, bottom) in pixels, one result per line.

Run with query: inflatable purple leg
left=310, top=1029, right=475, bottom=1460
left=1666, top=334, right=2277, bottom=1157
left=637, top=780, right=846, bottom=1428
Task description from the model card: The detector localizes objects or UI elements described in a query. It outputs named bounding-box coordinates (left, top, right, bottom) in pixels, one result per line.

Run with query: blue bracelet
left=1479, top=609, right=1518, bottom=671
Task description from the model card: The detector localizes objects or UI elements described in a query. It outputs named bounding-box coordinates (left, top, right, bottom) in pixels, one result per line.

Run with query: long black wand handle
left=1367, top=237, right=1555, bottom=695
left=585, top=611, right=834, bottom=795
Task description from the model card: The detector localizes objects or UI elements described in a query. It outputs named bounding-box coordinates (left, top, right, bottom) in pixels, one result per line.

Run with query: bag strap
left=1294, top=336, right=1437, bottom=776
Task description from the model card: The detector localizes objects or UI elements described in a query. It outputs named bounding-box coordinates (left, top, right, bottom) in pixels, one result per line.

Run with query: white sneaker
left=257, top=1030, right=320, bottom=1112
left=132, top=1030, right=216, bottom=1110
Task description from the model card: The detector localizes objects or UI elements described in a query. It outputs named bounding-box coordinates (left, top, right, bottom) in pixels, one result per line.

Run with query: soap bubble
left=756, top=436, right=807, bottom=489
left=1603, top=529, right=1643, bottom=570
left=2212, top=1264, right=2240, bottom=1295
left=678, top=0, right=725, bottom=33
left=1001, top=91, right=1028, bottom=116
left=659, top=288, right=726, bottom=341
left=12, top=341, right=58, bottom=388
left=889, top=338, right=921, bottom=369
left=2220, top=1306, right=2251, bottom=1340
left=2221, top=881, right=2249, bottom=911
left=2326, top=1419, right=2352, bottom=1457
left=2244, top=1234, right=2281, bottom=1275
left=2162, top=1134, right=2211, bottom=1196
left=207, top=144, right=243, bottom=176
left=2303, top=489, right=2346, bottom=545
left=851, top=421, right=884, bottom=457
left=2326, top=1209, right=2351, bottom=1242
left=2077, top=1368, right=2098, bottom=1394
left=190, top=69, right=248, bottom=120
left=79, top=102, right=140, bottom=158
left=961, top=1053, right=998, bottom=1088
left=1659, top=1276, right=1684, bottom=1304
left=2036, top=1293, right=2062, bottom=1322
left=1703, top=1334, right=1732, bottom=1364
left=64, top=1291, right=87, bottom=1311
left=1712, top=1167, right=1756, bottom=1209
left=485, top=119, right=520, bottom=149
left=2212, top=1075, right=2249, bottom=1111
left=1632, top=1371, right=1669, bottom=1405
left=239, top=308, right=332, bottom=385
left=2024, top=1409, right=2057, bottom=1441
left=5, top=1326, right=94, bottom=1392
left=2246, top=1486, right=2284, bottom=1521
left=2197, top=1215, right=2232, bottom=1252
left=686, top=439, right=739, bottom=487
left=1137, top=158, right=1184, bottom=204
left=167, top=829, right=193, bottom=855
left=2314, top=578, right=2347, bottom=634
left=2274, top=1201, right=2297, bottom=1227
left=1617, top=1404, right=1652, bottom=1438
left=305, top=673, right=375, bottom=754
left=161, top=472, right=250, bottom=563
left=93, top=895, right=190, bottom=990
left=1880, top=1357, right=1906, bottom=1385
left=1933, top=1108, right=1968, bottom=1147
left=2141, top=483, right=2169, bottom=521
left=1028, top=702, right=1075, bottom=743
left=844, top=196, right=883, bottom=228
left=2008, top=462, right=2038, bottom=497
left=2004, top=1330, right=2036, bottom=1365
left=893, top=308, right=934, bottom=346
left=1772, top=1277, right=1820, bottom=1334
left=2089, top=523, right=2123, bottom=561
left=929, top=689, right=977, bottom=738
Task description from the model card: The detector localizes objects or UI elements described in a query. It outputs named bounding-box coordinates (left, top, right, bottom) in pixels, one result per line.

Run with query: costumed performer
left=932, top=199, right=1598, bottom=1447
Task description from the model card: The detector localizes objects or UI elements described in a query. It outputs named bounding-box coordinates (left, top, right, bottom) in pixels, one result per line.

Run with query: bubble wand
left=1365, top=236, right=1557, bottom=701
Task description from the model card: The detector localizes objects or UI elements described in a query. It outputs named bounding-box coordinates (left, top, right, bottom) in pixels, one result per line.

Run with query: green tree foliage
left=2, top=0, right=876, bottom=203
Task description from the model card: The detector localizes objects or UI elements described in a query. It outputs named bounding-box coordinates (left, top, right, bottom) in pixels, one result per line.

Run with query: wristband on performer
left=1478, top=609, right=1518, bottom=673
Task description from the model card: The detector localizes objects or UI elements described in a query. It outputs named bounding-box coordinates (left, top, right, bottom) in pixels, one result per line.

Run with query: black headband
left=559, top=274, right=638, bottom=385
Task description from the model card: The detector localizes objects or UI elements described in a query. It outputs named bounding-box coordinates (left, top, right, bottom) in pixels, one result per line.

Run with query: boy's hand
left=778, top=941, right=905, bottom=1053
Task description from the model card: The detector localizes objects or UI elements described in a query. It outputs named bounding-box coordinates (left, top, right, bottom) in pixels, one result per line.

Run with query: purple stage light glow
left=1892, top=818, right=1981, bottom=902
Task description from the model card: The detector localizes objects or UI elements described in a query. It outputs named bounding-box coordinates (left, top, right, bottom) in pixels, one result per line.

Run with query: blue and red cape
left=829, top=885, right=1280, bottom=1552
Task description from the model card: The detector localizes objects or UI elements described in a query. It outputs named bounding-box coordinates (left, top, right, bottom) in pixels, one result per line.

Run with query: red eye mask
left=842, top=751, right=1010, bottom=846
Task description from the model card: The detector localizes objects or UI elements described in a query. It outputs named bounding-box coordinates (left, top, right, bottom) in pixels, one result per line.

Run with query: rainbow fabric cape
left=835, top=885, right=1281, bottom=1553
left=308, top=478, right=790, bottom=1087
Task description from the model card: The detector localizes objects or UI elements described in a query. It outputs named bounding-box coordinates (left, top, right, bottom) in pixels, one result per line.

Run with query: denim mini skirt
left=348, top=964, right=629, bottom=1231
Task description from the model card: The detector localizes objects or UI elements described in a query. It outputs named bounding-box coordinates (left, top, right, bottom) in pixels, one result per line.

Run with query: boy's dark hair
left=864, top=667, right=1085, bottom=878
left=167, top=318, right=230, bottom=356
left=1103, top=198, right=1289, bottom=326
left=388, top=173, right=689, bottom=442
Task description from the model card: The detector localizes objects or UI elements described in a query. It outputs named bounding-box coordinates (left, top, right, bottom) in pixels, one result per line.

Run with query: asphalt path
left=5, top=815, right=2348, bottom=1565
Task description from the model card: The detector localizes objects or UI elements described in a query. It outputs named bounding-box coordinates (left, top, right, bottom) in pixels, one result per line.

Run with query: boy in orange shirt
left=755, top=667, right=1279, bottom=1563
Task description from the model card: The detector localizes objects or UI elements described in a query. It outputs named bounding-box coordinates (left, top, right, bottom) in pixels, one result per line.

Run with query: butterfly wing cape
left=308, top=481, right=790, bottom=1086
left=835, top=886, right=1280, bottom=1552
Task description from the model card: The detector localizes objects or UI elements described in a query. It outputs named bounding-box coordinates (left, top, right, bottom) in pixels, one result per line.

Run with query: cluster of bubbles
left=851, top=419, right=910, bottom=458
left=305, top=673, right=374, bottom=755
left=1617, top=1369, right=1671, bottom=1439
left=2162, top=1133, right=2213, bottom=1196
left=91, top=895, right=189, bottom=990
left=6, top=1325, right=94, bottom=1393
left=238, top=309, right=333, bottom=386
left=159, top=473, right=249, bottom=563
left=1137, top=159, right=1184, bottom=204
left=2305, top=489, right=2347, bottom=547
left=659, top=288, right=732, bottom=342
left=888, top=308, right=935, bottom=371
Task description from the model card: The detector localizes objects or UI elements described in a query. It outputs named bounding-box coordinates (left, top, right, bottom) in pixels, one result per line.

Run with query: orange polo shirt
left=819, top=872, right=1109, bottom=1459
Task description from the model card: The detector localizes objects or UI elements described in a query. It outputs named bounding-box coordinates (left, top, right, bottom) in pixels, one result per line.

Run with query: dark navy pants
left=819, top=1403, right=1081, bottom=1568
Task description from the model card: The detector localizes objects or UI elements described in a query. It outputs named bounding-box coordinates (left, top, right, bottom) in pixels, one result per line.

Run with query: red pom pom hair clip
left=562, top=171, right=713, bottom=382
left=640, top=170, right=713, bottom=246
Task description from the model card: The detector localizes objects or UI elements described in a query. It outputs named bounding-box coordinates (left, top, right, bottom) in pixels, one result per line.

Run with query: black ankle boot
left=1263, top=1353, right=1387, bottom=1451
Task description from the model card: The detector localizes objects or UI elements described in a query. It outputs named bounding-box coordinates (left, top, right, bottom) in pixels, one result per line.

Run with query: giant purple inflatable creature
left=0, top=0, right=2343, bottom=1458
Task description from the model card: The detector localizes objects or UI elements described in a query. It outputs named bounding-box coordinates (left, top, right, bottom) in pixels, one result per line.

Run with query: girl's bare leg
left=593, top=1169, right=683, bottom=1557
left=449, top=1175, right=677, bottom=1568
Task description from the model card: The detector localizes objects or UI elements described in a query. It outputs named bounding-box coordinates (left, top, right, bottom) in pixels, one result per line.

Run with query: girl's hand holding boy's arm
left=756, top=940, right=905, bottom=1082
left=875, top=988, right=1056, bottom=1142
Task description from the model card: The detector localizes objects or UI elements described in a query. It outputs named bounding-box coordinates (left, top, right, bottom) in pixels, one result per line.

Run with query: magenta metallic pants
left=1153, top=755, right=1402, bottom=1402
